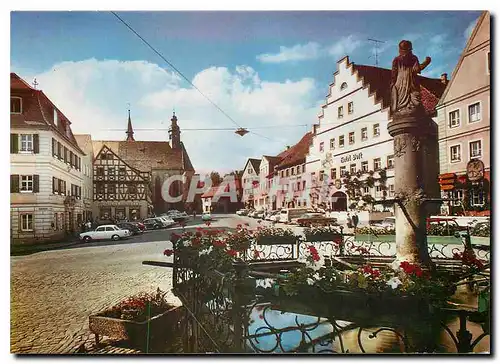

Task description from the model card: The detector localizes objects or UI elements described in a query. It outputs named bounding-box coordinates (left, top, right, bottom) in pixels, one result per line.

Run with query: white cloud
left=464, top=19, right=477, bottom=40
left=18, top=59, right=320, bottom=175
left=327, top=35, right=362, bottom=59
left=256, top=42, right=322, bottom=63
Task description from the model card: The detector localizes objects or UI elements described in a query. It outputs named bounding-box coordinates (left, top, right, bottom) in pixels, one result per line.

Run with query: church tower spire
left=169, top=111, right=181, bottom=149
left=126, top=108, right=135, bottom=142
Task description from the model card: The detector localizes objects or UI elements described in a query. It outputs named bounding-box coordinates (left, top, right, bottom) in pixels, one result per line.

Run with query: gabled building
left=241, top=158, right=261, bottom=209
left=74, top=134, right=94, bottom=222
left=305, top=56, right=446, bottom=217
left=91, top=112, right=195, bottom=220
left=435, top=11, right=490, bottom=216
left=10, top=73, right=89, bottom=244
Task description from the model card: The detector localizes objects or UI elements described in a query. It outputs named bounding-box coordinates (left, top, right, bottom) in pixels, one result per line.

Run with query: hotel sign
left=340, top=152, right=363, bottom=164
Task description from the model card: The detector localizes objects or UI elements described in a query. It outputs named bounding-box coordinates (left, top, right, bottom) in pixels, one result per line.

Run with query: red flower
left=170, top=233, right=180, bottom=243
left=227, top=249, right=238, bottom=257
left=196, top=227, right=203, bottom=232
left=362, top=265, right=373, bottom=274
left=163, top=249, right=174, bottom=257
left=258, top=314, right=264, bottom=320
left=205, top=221, right=211, bottom=227
left=253, top=249, right=261, bottom=259
left=195, top=231, right=202, bottom=238
left=371, top=269, right=381, bottom=278
left=213, top=240, right=226, bottom=248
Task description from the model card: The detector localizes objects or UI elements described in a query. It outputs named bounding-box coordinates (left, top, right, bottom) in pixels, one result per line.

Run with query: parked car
left=157, top=216, right=176, bottom=227
left=269, top=212, right=281, bottom=222
left=79, top=225, right=131, bottom=243
left=236, top=209, right=249, bottom=216
left=254, top=211, right=265, bottom=219
left=278, top=208, right=309, bottom=224
left=116, top=222, right=142, bottom=235
left=246, top=210, right=256, bottom=218
left=295, top=213, right=337, bottom=227
left=264, top=211, right=278, bottom=221
left=129, top=221, right=146, bottom=232
left=143, top=218, right=165, bottom=230
left=372, top=217, right=396, bottom=229
left=202, top=213, right=212, bottom=221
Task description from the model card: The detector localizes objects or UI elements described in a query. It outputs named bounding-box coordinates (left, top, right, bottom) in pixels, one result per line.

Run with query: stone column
left=388, top=114, right=434, bottom=268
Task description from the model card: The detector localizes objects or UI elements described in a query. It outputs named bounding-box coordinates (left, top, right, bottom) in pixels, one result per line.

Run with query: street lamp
left=235, top=128, right=249, bottom=137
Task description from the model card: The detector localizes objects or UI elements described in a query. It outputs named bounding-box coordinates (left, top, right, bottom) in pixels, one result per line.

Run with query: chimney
left=440, top=73, right=448, bottom=85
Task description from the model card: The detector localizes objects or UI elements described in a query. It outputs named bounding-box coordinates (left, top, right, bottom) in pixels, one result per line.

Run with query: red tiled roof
left=275, top=132, right=313, bottom=170
left=351, top=64, right=446, bottom=116
left=201, top=179, right=242, bottom=198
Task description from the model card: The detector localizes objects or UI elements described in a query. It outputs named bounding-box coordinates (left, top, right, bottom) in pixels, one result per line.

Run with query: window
left=340, top=166, right=347, bottom=177
left=319, top=142, right=324, bottom=152
left=389, top=184, right=395, bottom=197
left=248, top=168, right=253, bottom=174
left=96, top=167, right=104, bottom=177
left=361, top=161, right=368, bottom=172
left=20, top=175, right=33, bottom=192
left=373, top=158, right=381, bottom=171
left=286, top=169, right=290, bottom=177
left=108, top=184, right=116, bottom=195
left=348, top=102, right=354, bottom=114
left=330, top=138, right=335, bottom=150
left=54, top=108, right=58, bottom=126
left=319, top=171, right=324, bottom=182
left=296, top=166, right=300, bottom=174
left=453, top=190, right=464, bottom=206
left=363, top=186, right=370, bottom=194
left=375, top=186, right=383, bottom=197
left=470, top=189, right=485, bottom=206
left=339, top=135, right=345, bottom=148
left=348, top=132, right=355, bottom=145
left=297, top=181, right=301, bottom=191
left=387, top=155, right=394, bottom=169
left=52, top=139, right=57, bottom=156
left=373, top=123, right=380, bottom=137
left=57, top=142, right=62, bottom=159
left=119, top=167, right=126, bottom=178
left=470, top=140, right=482, bottom=159
left=291, top=168, right=295, bottom=176
left=350, top=164, right=356, bottom=174
left=450, top=145, right=461, bottom=162
left=340, top=82, right=348, bottom=91
left=468, top=102, right=481, bottom=123
left=361, top=127, right=368, bottom=141
left=20, top=134, right=33, bottom=152
left=338, top=106, right=344, bottom=119
left=108, top=167, right=115, bottom=176
left=449, top=109, right=460, bottom=128
left=20, top=214, right=33, bottom=231
left=331, top=168, right=337, bottom=180
left=302, top=180, right=306, bottom=190
left=11, top=97, right=22, bottom=113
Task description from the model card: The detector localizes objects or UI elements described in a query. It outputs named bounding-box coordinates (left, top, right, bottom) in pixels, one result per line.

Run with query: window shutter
left=33, top=134, right=40, bottom=154
left=11, top=175, right=19, bottom=193
left=52, top=138, right=56, bottom=156
left=57, top=142, right=62, bottom=158
left=11, top=134, right=18, bottom=154
left=33, top=175, right=40, bottom=193
left=64, top=147, right=68, bottom=163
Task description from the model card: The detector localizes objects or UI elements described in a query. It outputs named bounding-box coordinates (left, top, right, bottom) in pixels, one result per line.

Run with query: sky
left=10, top=10, right=482, bottom=175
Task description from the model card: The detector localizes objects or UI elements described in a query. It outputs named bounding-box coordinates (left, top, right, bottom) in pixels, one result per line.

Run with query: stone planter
left=354, top=234, right=395, bottom=243
left=89, top=306, right=182, bottom=350
left=256, top=236, right=296, bottom=245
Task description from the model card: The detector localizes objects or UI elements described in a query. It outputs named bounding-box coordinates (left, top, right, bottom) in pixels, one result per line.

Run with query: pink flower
left=163, top=249, right=174, bottom=257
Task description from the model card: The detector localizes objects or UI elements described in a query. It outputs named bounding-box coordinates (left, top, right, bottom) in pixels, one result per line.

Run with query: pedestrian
left=352, top=212, right=359, bottom=230
left=346, top=213, right=352, bottom=228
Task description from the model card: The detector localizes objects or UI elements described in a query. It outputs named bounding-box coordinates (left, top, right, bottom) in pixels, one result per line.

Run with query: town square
left=9, top=8, right=491, bottom=355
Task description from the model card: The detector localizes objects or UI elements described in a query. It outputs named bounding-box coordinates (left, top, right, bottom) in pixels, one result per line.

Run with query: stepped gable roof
left=351, top=64, right=447, bottom=116
left=275, top=132, right=313, bottom=170
left=10, top=73, right=85, bottom=154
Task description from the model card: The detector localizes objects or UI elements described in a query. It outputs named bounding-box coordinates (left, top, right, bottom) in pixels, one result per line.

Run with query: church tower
left=126, top=108, right=135, bottom=142
left=168, top=112, right=181, bottom=149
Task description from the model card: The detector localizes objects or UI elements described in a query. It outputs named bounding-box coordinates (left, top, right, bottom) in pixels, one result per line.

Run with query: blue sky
left=11, top=11, right=482, bottom=174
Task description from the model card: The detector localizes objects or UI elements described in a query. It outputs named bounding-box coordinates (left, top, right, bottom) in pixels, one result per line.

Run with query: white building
left=74, top=134, right=94, bottom=222
left=241, top=158, right=261, bottom=209
left=10, top=73, right=88, bottom=244
left=305, top=56, right=446, bottom=220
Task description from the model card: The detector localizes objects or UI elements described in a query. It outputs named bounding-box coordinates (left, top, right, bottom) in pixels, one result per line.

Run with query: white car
left=80, top=225, right=130, bottom=243
left=157, top=216, right=176, bottom=227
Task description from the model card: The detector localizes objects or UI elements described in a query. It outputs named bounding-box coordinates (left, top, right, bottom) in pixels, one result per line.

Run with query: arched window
left=340, top=82, right=348, bottom=91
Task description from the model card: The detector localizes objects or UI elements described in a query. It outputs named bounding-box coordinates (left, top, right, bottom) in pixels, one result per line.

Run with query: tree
left=227, top=170, right=243, bottom=179
left=210, top=171, right=223, bottom=186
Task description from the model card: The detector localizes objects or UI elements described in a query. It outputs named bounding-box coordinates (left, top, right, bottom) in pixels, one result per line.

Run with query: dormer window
left=11, top=97, right=22, bottom=114
left=340, top=82, right=348, bottom=91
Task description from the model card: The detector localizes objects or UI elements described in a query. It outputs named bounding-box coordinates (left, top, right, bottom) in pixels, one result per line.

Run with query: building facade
left=91, top=112, right=195, bottom=221
left=435, top=11, right=490, bottom=216
left=304, top=56, right=446, bottom=215
left=241, top=158, right=261, bottom=209
left=74, top=134, right=94, bottom=222
left=10, top=73, right=87, bottom=244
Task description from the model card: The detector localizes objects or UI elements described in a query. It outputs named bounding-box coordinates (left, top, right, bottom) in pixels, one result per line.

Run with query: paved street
left=10, top=214, right=265, bottom=354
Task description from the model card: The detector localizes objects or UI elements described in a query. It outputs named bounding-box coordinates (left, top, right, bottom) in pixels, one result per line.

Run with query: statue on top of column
left=390, top=40, right=431, bottom=117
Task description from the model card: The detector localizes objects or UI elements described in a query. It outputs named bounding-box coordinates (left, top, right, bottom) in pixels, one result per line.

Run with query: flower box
left=304, top=233, right=343, bottom=242
left=89, top=306, right=181, bottom=350
left=471, top=236, right=490, bottom=246
left=256, top=236, right=297, bottom=245
left=354, top=234, right=395, bottom=243
left=427, top=235, right=463, bottom=245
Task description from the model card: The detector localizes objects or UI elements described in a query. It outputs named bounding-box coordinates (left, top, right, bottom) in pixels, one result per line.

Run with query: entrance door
left=332, top=191, right=348, bottom=211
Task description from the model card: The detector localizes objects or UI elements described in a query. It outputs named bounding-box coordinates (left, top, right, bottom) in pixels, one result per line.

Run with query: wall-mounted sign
left=340, top=152, right=363, bottom=164
left=467, top=159, right=484, bottom=182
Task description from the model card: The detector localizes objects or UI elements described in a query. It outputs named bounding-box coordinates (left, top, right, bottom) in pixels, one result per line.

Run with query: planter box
left=354, top=234, right=395, bottom=242
left=89, top=306, right=181, bottom=349
left=304, top=233, right=343, bottom=243
left=427, top=235, right=463, bottom=245
left=471, top=236, right=490, bottom=246
left=256, top=236, right=296, bottom=245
